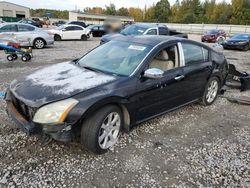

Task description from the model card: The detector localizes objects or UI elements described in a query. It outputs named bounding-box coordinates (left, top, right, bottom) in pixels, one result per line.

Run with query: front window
left=77, top=41, right=152, bottom=76
left=120, top=25, right=147, bottom=36
left=146, top=29, right=157, bottom=35
left=0, top=24, right=17, bottom=32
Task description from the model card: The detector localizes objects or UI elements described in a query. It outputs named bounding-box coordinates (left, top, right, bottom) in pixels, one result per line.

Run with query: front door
left=135, top=43, right=187, bottom=121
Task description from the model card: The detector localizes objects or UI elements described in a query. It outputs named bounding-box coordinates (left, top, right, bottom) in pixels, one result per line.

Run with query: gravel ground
left=0, top=35, right=249, bottom=187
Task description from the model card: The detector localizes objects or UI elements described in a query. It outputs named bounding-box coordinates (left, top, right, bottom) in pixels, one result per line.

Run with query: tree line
left=31, top=0, right=250, bottom=25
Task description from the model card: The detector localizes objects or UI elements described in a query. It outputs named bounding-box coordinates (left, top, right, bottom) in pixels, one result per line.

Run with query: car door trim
left=178, top=42, right=185, bottom=67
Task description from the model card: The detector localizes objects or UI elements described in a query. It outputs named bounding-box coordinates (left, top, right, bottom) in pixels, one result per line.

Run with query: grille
left=10, top=92, right=37, bottom=121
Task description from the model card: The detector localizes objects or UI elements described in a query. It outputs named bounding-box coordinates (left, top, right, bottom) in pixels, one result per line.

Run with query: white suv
left=50, top=24, right=92, bottom=41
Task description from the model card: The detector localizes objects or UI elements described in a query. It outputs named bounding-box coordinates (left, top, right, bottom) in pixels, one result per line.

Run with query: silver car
left=0, top=23, right=54, bottom=49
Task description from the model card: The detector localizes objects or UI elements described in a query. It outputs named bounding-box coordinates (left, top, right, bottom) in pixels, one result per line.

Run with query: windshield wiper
left=82, top=66, right=103, bottom=73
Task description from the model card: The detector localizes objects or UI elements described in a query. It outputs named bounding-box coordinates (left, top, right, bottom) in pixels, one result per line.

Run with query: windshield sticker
left=128, top=45, right=146, bottom=51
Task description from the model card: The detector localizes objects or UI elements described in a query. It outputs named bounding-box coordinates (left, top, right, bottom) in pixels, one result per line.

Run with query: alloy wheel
left=34, top=39, right=45, bottom=49
left=206, top=80, right=218, bottom=103
left=98, top=112, right=121, bottom=149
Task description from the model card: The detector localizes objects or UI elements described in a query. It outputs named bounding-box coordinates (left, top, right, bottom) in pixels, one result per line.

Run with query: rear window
left=0, top=24, right=17, bottom=32
left=182, top=43, right=209, bottom=65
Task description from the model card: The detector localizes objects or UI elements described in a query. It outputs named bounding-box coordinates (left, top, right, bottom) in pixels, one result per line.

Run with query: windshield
left=77, top=41, right=152, bottom=76
left=231, top=34, right=250, bottom=40
left=120, top=25, right=148, bottom=36
left=55, top=25, right=65, bottom=30
left=206, top=30, right=219, bottom=34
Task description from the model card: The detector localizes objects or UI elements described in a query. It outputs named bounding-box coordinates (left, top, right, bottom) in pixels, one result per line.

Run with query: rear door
left=180, top=42, right=212, bottom=101
left=16, top=24, right=36, bottom=46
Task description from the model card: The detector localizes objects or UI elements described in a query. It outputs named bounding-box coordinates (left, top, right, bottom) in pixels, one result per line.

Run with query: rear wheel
left=7, top=55, right=14, bottom=61
left=54, top=35, right=61, bottom=41
left=81, top=105, right=122, bottom=154
left=81, top=35, right=87, bottom=41
left=34, top=38, right=45, bottom=49
left=201, top=77, right=220, bottom=106
left=21, top=55, right=28, bottom=62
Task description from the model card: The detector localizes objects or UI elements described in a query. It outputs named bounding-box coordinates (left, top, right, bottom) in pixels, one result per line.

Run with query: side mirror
left=143, top=68, right=164, bottom=79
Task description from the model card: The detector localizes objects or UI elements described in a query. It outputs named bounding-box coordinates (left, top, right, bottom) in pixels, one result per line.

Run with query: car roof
left=63, top=24, right=84, bottom=28
left=132, top=23, right=167, bottom=29
left=0, top=22, right=36, bottom=27
left=113, top=35, right=185, bottom=46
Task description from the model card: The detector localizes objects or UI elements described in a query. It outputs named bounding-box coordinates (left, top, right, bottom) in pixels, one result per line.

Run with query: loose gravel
left=0, top=35, right=249, bottom=187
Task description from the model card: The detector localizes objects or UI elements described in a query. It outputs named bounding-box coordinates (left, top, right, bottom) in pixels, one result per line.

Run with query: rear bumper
left=5, top=99, right=73, bottom=142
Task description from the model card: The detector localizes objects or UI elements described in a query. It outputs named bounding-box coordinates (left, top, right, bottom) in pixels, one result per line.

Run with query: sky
left=7, top=0, right=231, bottom=10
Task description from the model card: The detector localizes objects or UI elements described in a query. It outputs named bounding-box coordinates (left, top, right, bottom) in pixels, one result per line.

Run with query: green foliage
left=117, top=7, right=129, bottom=16
left=105, top=3, right=116, bottom=15
left=31, top=0, right=250, bottom=25
left=155, top=0, right=171, bottom=23
left=30, top=9, right=68, bottom=19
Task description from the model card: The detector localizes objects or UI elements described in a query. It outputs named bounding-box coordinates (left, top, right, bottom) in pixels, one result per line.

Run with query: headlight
left=33, top=98, right=79, bottom=124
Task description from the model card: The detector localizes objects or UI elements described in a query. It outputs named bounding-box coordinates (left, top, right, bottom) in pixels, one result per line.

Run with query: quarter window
left=182, top=43, right=208, bottom=65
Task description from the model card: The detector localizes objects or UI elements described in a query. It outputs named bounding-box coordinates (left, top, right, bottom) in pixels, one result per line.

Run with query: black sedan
left=87, top=24, right=108, bottom=37
left=5, top=36, right=228, bottom=154
left=222, top=34, right=250, bottom=51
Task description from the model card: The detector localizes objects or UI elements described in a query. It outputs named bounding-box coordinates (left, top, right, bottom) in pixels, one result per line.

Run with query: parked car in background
left=100, top=23, right=188, bottom=44
left=50, top=24, right=91, bottom=41
left=5, top=35, right=228, bottom=154
left=67, top=21, right=86, bottom=28
left=202, top=29, right=226, bottom=43
left=18, top=19, right=43, bottom=28
left=222, top=34, right=250, bottom=51
left=87, top=24, right=108, bottom=37
left=0, top=23, right=54, bottom=49
left=52, top=20, right=66, bottom=27
left=32, top=18, right=44, bottom=27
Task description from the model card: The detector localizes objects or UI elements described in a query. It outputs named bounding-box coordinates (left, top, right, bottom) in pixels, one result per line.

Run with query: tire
left=21, top=55, right=28, bottom=62
left=54, top=35, right=61, bottom=41
left=201, top=77, right=220, bottom=106
left=33, top=38, right=45, bottom=49
left=12, top=54, right=18, bottom=60
left=26, top=54, right=31, bottom=61
left=81, top=105, right=123, bottom=154
left=7, top=55, right=13, bottom=61
left=81, top=35, right=87, bottom=41
left=243, top=44, right=249, bottom=51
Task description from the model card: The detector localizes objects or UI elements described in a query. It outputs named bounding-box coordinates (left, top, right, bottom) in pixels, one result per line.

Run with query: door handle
left=174, top=75, right=185, bottom=81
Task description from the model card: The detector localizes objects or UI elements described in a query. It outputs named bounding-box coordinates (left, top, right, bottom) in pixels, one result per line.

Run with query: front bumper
left=5, top=98, right=74, bottom=142
left=222, top=43, right=247, bottom=50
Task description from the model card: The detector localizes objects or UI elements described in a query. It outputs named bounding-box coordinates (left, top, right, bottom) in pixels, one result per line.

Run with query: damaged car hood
left=10, top=62, right=116, bottom=107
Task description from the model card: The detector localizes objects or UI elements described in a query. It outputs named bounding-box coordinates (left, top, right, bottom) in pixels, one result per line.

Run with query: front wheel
left=81, top=105, right=122, bottom=154
left=201, top=77, right=220, bottom=106
left=81, top=35, right=87, bottom=41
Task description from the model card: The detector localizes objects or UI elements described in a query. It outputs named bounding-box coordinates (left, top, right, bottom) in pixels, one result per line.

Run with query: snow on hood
left=26, top=62, right=115, bottom=95
left=10, top=62, right=116, bottom=107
